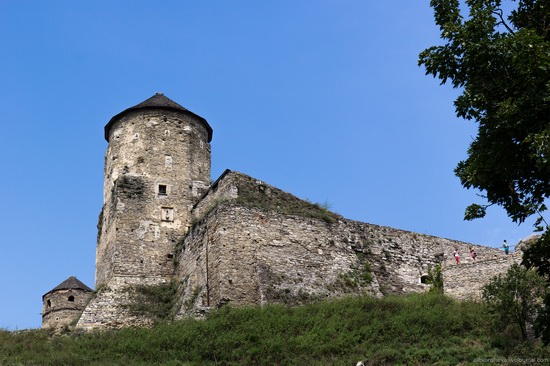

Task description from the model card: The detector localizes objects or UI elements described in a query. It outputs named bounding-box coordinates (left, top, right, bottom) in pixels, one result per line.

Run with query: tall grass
left=1, top=293, right=548, bottom=365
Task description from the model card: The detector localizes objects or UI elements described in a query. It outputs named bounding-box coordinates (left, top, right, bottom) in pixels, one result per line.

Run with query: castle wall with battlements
left=75, top=168, right=518, bottom=329
left=172, top=171, right=511, bottom=319
left=46, top=95, right=525, bottom=330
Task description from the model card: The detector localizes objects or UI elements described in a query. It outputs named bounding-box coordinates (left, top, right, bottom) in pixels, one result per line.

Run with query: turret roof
left=104, top=93, right=213, bottom=142
left=43, top=276, right=93, bottom=299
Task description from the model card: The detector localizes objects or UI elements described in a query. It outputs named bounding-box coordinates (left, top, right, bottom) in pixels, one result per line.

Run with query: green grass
left=1, top=293, right=548, bottom=365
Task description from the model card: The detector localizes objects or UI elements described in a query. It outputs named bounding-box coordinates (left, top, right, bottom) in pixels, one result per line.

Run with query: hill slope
left=1, top=293, right=548, bottom=365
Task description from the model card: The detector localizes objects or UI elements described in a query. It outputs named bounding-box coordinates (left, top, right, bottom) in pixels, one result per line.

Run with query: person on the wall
left=470, top=247, right=477, bottom=261
left=453, top=249, right=460, bottom=265
left=502, top=240, right=509, bottom=255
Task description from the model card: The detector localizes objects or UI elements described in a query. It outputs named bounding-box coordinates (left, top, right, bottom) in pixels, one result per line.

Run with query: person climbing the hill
left=453, top=249, right=460, bottom=265
left=503, top=240, right=509, bottom=255
left=470, top=247, right=477, bottom=261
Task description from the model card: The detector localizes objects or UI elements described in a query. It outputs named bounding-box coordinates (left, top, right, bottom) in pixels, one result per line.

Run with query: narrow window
left=68, top=295, right=75, bottom=302
left=158, top=184, right=167, bottom=196
left=47, top=299, right=51, bottom=307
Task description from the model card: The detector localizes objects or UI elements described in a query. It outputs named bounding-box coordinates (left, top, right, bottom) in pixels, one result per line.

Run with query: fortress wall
left=211, top=205, right=381, bottom=307
left=173, top=212, right=210, bottom=318
left=172, top=170, right=511, bottom=319
left=174, top=203, right=384, bottom=318
left=175, top=192, right=506, bottom=317
left=443, top=252, right=521, bottom=301
left=191, top=169, right=238, bottom=221
left=77, top=276, right=165, bottom=330
left=194, top=171, right=505, bottom=294
left=356, top=223, right=444, bottom=294
left=360, top=223, right=504, bottom=293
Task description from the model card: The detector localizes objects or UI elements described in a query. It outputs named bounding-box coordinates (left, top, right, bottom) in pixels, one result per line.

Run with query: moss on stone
left=116, top=175, right=145, bottom=199
left=126, top=280, right=178, bottom=322
left=230, top=173, right=340, bottom=223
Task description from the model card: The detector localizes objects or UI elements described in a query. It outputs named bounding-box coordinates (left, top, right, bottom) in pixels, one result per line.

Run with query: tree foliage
left=482, top=264, right=547, bottom=340
left=419, top=0, right=550, bottom=225
left=420, top=1, right=550, bottom=343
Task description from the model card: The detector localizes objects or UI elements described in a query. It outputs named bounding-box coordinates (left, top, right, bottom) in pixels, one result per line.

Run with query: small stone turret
left=42, top=276, right=92, bottom=328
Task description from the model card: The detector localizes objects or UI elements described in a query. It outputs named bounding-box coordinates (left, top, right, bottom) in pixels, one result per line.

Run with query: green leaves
left=482, top=264, right=547, bottom=340
left=464, top=203, right=488, bottom=220
left=422, top=3, right=550, bottom=344
left=430, top=0, right=462, bottom=33
left=426, top=264, right=444, bottom=293
left=420, top=1, right=550, bottom=226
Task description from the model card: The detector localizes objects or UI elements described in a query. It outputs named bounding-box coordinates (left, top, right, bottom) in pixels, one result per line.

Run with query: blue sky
left=0, top=1, right=535, bottom=330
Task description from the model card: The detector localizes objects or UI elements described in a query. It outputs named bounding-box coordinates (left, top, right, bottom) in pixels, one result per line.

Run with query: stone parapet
left=443, top=251, right=521, bottom=301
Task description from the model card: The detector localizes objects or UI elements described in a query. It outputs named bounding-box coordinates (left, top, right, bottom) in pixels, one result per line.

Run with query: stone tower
left=42, top=276, right=92, bottom=328
left=76, top=94, right=213, bottom=329
left=95, top=93, right=213, bottom=287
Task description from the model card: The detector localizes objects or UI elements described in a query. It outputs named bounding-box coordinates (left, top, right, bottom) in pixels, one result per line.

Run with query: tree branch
left=492, top=9, right=515, bottom=34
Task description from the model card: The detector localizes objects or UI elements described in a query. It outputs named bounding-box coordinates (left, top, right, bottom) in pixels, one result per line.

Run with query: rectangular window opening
left=158, top=184, right=167, bottom=196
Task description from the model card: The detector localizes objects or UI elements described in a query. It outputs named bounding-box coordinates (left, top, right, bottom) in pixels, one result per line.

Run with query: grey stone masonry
left=42, top=276, right=92, bottom=329
left=174, top=203, right=384, bottom=318
left=77, top=94, right=212, bottom=329
left=46, top=95, right=529, bottom=330
left=96, top=106, right=211, bottom=286
left=77, top=276, right=165, bottom=330
left=174, top=171, right=509, bottom=317
left=443, top=251, right=521, bottom=301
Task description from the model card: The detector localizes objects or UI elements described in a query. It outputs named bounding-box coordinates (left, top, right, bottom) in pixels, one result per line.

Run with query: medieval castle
left=41, top=93, right=523, bottom=329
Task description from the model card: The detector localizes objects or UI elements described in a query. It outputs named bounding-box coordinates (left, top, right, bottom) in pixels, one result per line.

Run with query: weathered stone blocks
left=42, top=276, right=92, bottom=329
left=44, top=94, right=524, bottom=330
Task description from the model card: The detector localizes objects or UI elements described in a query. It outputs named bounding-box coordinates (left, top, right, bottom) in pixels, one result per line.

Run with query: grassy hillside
left=1, top=293, right=548, bottom=365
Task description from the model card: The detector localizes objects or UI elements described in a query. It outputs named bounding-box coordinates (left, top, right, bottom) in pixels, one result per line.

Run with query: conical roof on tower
left=104, top=93, right=213, bottom=142
left=42, top=276, right=92, bottom=300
